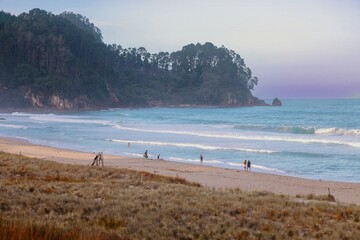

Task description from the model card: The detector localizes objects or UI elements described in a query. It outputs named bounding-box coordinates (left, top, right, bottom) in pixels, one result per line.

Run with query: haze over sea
left=0, top=99, right=359, bottom=183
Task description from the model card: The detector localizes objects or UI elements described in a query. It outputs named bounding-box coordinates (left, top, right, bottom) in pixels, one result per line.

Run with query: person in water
left=200, top=154, right=203, bottom=164
left=243, top=160, right=247, bottom=170
left=143, top=150, right=148, bottom=159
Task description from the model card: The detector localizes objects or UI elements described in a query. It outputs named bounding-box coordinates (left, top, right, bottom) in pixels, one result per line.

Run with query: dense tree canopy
left=0, top=9, right=264, bottom=109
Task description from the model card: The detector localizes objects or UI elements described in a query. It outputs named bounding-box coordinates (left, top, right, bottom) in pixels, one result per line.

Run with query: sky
left=1, top=0, right=360, bottom=99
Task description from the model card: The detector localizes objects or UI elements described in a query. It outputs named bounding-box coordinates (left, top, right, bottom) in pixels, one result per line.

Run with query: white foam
left=0, top=123, right=27, bottom=129
left=12, top=112, right=55, bottom=117
left=227, top=162, right=286, bottom=173
left=203, top=159, right=223, bottom=164
left=10, top=112, right=111, bottom=125
left=316, top=128, right=360, bottom=136
left=107, top=139, right=276, bottom=153
left=251, top=164, right=286, bottom=173
left=168, top=157, right=199, bottom=163
left=11, top=112, right=33, bottom=116
left=15, top=136, right=29, bottom=140
left=227, top=162, right=244, bottom=167
left=169, top=158, right=222, bottom=164
left=210, top=124, right=232, bottom=129
left=123, top=152, right=146, bottom=158
left=315, top=128, right=337, bottom=134
left=29, top=115, right=110, bottom=125
left=112, top=125, right=360, bottom=148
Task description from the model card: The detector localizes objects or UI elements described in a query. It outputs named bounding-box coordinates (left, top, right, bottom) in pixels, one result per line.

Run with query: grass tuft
left=298, top=193, right=337, bottom=202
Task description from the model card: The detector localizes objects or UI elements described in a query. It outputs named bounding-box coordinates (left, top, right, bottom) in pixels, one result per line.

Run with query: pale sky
left=1, top=0, right=360, bottom=99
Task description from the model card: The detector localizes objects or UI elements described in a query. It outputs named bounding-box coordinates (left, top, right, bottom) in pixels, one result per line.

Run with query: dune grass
left=1, top=151, right=360, bottom=239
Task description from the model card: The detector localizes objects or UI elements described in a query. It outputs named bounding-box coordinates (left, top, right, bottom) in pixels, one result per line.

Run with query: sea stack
left=272, top=98, right=282, bottom=106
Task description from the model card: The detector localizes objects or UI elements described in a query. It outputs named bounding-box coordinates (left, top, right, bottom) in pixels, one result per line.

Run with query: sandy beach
left=1, top=136, right=359, bottom=205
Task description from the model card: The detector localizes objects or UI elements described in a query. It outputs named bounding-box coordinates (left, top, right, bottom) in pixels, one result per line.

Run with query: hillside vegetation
left=1, top=152, right=360, bottom=239
left=0, top=9, right=264, bottom=110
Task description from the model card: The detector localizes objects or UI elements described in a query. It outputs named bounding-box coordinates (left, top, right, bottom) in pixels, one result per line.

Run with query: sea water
left=0, top=99, right=359, bottom=183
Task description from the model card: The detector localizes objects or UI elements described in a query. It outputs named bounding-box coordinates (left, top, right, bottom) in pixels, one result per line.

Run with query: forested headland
left=0, top=9, right=266, bottom=110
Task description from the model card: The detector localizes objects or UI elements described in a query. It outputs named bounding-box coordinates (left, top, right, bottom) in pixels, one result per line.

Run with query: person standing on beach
left=243, top=160, right=247, bottom=170
left=92, top=152, right=102, bottom=166
left=99, top=152, right=104, bottom=167
left=200, top=154, right=203, bottom=164
left=247, top=160, right=251, bottom=171
left=91, top=153, right=99, bottom=166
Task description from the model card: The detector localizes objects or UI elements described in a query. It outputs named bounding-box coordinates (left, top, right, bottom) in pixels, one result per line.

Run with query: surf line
left=111, top=125, right=360, bottom=148
left=107, top=139, right=276, bottom=154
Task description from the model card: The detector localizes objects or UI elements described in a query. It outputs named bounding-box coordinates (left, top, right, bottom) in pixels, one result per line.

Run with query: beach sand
left=1, top=136, right=359, bottom=205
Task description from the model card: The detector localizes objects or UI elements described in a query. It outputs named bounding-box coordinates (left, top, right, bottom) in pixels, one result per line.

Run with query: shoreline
left=1, top=136, right=360, bottom=205
left=0, top=101, right=272, bottom=113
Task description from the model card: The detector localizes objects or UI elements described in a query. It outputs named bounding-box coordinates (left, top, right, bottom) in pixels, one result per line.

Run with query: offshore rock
left=272, top=97, right=282, bottom=106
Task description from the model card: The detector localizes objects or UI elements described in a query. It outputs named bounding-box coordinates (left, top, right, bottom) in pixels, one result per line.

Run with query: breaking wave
left=108, top=139, right=276, bottom=153
left=315, top=128, right=360, bottom=136
left=12, top=112, right=110, bottom=125
left=0, top=123, right=27, bottom=129
left=233, top=125, right=360, bottom=136
left=251, top=164, right=286, bottom=173
left=110, top=125, right=360, bottom=148
left=233, top=125, right=315, bottom=134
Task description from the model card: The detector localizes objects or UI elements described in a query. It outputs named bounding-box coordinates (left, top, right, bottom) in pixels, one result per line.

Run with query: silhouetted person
left=247, top=160, right=251, bottom=171
left=99, top=152, right=104, bottom=167
left=143, top=150, right=148, bottom=159
left=92, top=152, right=101, bottom=166
left=200, top=154, right=203, bottom=164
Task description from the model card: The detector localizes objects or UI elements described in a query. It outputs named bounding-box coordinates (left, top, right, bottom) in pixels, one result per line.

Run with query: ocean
left=0, top=99, right=359, bottom=183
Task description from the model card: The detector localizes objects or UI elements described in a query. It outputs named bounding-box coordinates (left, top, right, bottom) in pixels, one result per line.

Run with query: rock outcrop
left=248, top=96, right=268, bottom=106
left=272, top=98, right=282, bottom=106
left=24, top=90, right=44, bottom=108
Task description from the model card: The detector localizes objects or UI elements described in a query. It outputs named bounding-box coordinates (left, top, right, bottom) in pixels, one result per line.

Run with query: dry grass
left=1, top=151, right=360, bottom=239
left=296, top=193, right=336, bottom=202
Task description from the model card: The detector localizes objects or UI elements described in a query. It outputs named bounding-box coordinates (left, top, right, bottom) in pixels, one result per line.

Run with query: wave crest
left=233, top=124, right=360, bottom=136
left=108, top=139, right=276, bottom=153
left=0, top=123, right=27, bottom=129
left=315, top=128, right=360, bottom=136
left=233, top=125, right=315, bottom=134
left=110, top=125, right=360, bottom=148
